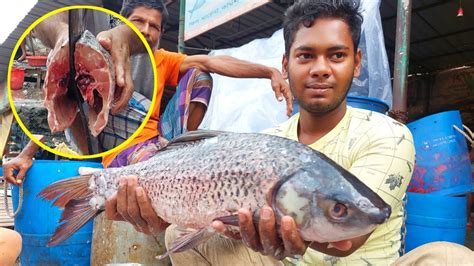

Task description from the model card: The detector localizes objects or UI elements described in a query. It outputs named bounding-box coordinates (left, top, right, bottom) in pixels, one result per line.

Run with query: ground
left=9, top=71, right=68, bottom=150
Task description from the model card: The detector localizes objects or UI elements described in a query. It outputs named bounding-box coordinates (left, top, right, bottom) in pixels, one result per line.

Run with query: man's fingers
left=15, top=168, right=28, bottom=185
left=258, top=206, right=280, bottom=256
left=111, top=62, right=133, bottom=115
left=125, top=177, right=148, bottom=231
left=97, top=34, right=112, bottom=51
left=212, top=220, right=242, bottom=240
left=115, top=61, right=125, bottom=88
left=281, top=216, right=307, bottom=256
left=104, top=192, right=124, bottom=221
left=238, top=209, right=262, bottom=252
left=116, top=178, right=131, bottom=222
left=3, top=166, right=17, bottom=185
left=211, top=220, right=226, bottom=233
left=136, top=186, right=166, bottom=234
left=273, top=83, right=284, bottom=102
left=286, top=100, right=293, bottom=117
left=111, top=88, right=131, bottom=114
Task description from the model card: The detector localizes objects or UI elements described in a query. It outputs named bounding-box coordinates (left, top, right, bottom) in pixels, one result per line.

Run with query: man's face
left=283, top=18, right=361, bottom=114
left=128, top=6, right=163, bottom=49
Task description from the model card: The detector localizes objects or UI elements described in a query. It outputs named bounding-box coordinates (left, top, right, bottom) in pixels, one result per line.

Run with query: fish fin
left=157, top=226, right=216, bottom=260
left=37, top=175, right=92, bottom=208
left=214, top=213, right=261, bottom=228
left=164, top=130, right=227, bottom=150
left=214, top=214, right=239, bottom=226
left=48, top=196, right=99, bottom=246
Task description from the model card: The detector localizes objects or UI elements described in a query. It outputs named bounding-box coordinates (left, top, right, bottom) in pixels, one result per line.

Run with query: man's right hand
left=104, top=175, right=169, bottom=235
left=2, top=155, right=33, bottom=186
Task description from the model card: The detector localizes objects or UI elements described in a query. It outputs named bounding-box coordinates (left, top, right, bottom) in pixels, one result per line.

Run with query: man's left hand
left=212, top=206, right=354, bottom=260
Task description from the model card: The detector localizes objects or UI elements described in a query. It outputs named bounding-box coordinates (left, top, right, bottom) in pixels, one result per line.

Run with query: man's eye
left=332, top=53, right=345, bottom=60
left=297, top=54, right=312, bottom=60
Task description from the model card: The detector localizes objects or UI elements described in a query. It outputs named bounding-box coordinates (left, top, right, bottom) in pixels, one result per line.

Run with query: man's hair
left=120, top=0, right=169, bottom=31
left=283, top=0, right=363, bottom=56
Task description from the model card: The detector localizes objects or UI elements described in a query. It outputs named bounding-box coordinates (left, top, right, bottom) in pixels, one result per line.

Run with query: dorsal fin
left=164, top=130, right=228, bottom=150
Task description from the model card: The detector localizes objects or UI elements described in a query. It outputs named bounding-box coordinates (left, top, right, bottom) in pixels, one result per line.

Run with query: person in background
left=101, top=0, right=292, bottom=168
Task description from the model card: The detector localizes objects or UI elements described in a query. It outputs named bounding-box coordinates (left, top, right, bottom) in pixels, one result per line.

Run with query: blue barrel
left=12, top=160, right=102, bottom=266
left=346, top=95, right=389, bottom=114
left=407, top=111, right=473, bottom=196
left=405, top=192, right=466, bottom=253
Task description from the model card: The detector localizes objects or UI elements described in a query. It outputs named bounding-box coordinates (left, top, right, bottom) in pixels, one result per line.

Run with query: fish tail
left=48, top=196, right=98, bottom=246
left=37, top=175, right=99, bottom=246
left=37, top=175, right=92, bottom=208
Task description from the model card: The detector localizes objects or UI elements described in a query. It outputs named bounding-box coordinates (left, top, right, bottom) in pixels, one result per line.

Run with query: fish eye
left=331, top=203, right=348, bottom=218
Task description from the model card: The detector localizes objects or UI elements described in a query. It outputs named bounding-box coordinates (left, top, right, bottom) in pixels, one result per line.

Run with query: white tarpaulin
left=200, top=0, right=392, bottom=132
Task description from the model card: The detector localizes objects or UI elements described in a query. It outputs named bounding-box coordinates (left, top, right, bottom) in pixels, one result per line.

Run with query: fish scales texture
left=39, top=131, right=391, bottom=247
left=92, top=133, right=313, bottom=228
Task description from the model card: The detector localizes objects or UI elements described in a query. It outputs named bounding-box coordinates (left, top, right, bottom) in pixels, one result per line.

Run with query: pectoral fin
left=157, top=226, right=216, bottom=260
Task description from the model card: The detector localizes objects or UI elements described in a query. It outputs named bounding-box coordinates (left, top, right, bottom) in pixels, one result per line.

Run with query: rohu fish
left=38, top=130, right=391, bottom=259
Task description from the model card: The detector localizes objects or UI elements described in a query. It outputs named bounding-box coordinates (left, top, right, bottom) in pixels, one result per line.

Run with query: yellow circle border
left=7, top=5, right=158, bottom=160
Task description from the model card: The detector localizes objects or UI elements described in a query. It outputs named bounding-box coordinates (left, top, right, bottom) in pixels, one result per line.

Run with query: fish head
left=271, top=166, right=391, bottom=243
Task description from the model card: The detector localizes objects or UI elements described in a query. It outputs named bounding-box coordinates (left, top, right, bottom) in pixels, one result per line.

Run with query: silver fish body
left=88, top=131, right=390, bottom=242
left=39, top=131, right=390, bottom=249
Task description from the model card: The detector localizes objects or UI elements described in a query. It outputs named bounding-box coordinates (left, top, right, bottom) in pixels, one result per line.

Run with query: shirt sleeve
left=162, top=50, right=186, bottom=86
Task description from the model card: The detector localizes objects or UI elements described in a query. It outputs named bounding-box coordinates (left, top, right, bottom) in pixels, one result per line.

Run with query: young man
left=229, top=1, right=415, bottom=264
left=117, top=0, right=416, bottom=265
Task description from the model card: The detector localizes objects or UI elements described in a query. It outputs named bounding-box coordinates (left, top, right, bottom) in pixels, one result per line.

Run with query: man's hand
left=2, top=155, right=33, bottom=186
left=104, top=176, right=169, bottom=235
left=97, top=26, right=135, bottom=115
left=212, top=206, right=355, bottom=260
left=269, top=68, right=293, bottom=117
left=2, top=138, right=42, bottom=186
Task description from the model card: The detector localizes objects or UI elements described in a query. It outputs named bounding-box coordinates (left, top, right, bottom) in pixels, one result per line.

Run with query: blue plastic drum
left=12, top=160, right=102, bottom=266
left=407, top=111, right=473, bottom=196
left=346, top=95, right=389, bottom=114
left=405, top=192, right=466, bottom=252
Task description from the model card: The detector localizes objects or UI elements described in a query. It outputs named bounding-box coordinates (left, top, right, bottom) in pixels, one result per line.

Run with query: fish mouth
left=369, top=206, right=391, bottom=224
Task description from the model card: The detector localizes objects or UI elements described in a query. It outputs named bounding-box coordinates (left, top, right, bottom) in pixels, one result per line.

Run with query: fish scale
left=98, top=133, right=305, bottom=228
left=38, top=130, right=391, bottom=257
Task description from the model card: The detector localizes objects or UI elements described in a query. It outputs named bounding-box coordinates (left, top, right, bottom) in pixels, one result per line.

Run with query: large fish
left=43, top=30, right=115, bottom=137
left=38, top=131, right=391, bottom=258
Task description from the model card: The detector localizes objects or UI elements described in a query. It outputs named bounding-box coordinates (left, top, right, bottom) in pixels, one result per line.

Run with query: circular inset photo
left=7, top=6, right=157, bottom=158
